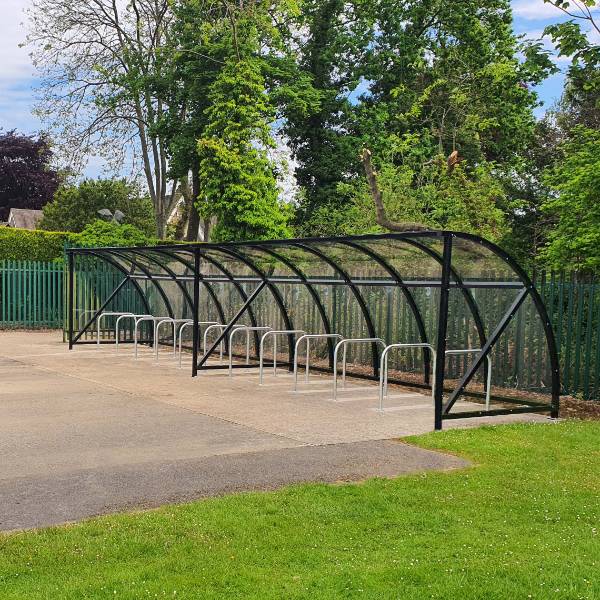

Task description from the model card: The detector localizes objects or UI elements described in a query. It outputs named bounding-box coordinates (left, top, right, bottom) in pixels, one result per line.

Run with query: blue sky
left=0, top=0, right=595, bottom=177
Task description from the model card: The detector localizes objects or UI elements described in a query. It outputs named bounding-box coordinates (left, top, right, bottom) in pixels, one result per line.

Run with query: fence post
left=68, top=252, right=74, bottom=350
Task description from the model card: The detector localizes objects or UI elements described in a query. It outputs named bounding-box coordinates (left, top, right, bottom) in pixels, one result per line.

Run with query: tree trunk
left=186, top=166, right=201, bottom=241
left=361, top=148, right=429, bottom=232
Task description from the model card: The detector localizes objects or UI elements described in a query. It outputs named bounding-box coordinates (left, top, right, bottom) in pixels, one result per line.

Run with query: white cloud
left=0, top=0, right=34, bottom=80
left=0, top=0, right=41, bottom=135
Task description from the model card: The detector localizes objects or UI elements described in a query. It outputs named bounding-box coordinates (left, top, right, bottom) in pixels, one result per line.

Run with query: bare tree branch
left=360, top=148, right=430, bottom=232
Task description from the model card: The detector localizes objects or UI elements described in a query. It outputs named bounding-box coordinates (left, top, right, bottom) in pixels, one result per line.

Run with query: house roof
left=7, top=208, right=44, bottom=230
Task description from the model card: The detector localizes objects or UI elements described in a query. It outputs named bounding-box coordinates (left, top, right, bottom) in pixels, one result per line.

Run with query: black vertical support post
left=434, top=233, right=453, bottom=430
left=68, top=251, right=74, bottom=350
left=192, top=247, right=200, bottom=377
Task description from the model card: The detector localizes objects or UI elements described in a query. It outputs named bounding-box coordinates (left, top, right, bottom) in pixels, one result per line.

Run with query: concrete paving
left=0, top=331, right=543, bottom=531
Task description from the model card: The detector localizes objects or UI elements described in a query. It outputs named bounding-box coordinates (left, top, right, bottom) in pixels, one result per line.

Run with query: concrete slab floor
left=0, top=331, right=545, bottom=530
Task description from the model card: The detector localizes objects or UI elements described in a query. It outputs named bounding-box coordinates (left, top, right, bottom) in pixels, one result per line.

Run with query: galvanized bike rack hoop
left=293, top=333, right=344, bottom=391
left=259, top=330, right=306, bottom=384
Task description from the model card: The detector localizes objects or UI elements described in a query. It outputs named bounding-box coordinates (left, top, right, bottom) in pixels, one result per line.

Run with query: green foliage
left=0, top=228, right=74, bottom=261
left=40, top=179, right=156, bottom=235
left=541, top=127, right=600, bottom=272
left=285, top=0, right=552, bottom=235
left=197, top=59, right=292, bottom=241
left=543, top=2, right=600, bottom=129
left=77, top=220, right=157, bottom=248
left=0, top=219, right=157, bottom=261
left=337, top=149, right=507, bottom=241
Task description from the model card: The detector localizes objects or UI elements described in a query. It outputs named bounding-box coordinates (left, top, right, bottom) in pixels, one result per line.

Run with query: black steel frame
left=66, top=231, right=560, bottom=430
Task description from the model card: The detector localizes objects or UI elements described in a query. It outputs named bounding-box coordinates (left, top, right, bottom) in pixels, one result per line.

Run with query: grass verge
left=0, top=421, right=598, bottom=599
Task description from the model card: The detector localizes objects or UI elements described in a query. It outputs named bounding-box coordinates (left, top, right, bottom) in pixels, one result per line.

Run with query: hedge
left=0, top=228, right=79, bottom=261
left=0, top=227, right=174, bottom=261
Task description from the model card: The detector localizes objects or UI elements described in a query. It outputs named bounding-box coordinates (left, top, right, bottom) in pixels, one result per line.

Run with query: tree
left=278, top=0, right=368, bottom=230
left=283, top=0, right=552, bottom=236
left=40, top=179, right=155, bottom=235
left=197, top=58, right=292, bottom=241
left=156, top=0, right=232, bottom=242
left=27, top=0, right=179, bottom=237
left=540, top=127, right=600, bottom=272
left=543, top=0, right=600, bottom=130
left=498, top=1, right=600, bottom=269
left=0, top=130, right=60, bottom=221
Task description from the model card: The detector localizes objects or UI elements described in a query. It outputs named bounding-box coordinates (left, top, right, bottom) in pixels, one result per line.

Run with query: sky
left=0, top=0, right=596, bottom=178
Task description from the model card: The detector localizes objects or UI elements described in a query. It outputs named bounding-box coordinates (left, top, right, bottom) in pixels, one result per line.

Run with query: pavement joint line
left=371, top=404, right=435, bottom=412
left=327, top=395, right=426, bottom=404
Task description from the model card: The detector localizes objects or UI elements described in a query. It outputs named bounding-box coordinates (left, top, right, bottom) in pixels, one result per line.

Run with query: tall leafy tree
left=540, top=126, right=600, bottom=272
left=284, top=0, right=552, bottom=236
left=197, top=58, right=292, bottom=241
left=500, top=1, right=600, bottom=271
left=156, top=0, right=226, bottom=240
left=160, top=0, right=298, bottom=240
left=0, top=131, right=60, bottom=221
left=279, top=0, right=368, bottom=226
left=544, top=0, right=600, bottom=130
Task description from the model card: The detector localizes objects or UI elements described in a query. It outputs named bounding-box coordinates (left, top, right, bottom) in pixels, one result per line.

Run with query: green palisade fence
left=0, top=260, right=64, bottom=328
left=0, top=260, right=598, bottom=400
left=536, top=273, right=600, bottom=401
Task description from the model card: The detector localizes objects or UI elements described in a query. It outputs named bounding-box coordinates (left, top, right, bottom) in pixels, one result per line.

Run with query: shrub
left=77, top=220, right=157, bottom=248
left=0, top=228, right=76, bottom=261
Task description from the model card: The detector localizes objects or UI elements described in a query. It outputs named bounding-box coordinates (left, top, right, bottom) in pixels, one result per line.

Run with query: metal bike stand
left=97, top=311, right=134, bottom=347
left=293, top=333, right=344, bottom=391
left=379, top=343, right=437, bottom=411
left=258, top=330, right=305, bottom=384
left=178, top=321, right=220, bottom=367
left=203, top=323, right=247, bottom=363
left=228, top=326, right=272, bottom=376
left=115, top=313, right=153, bottom=352
left=133, top=316, right=170, bottom=359
left=154, top=318, right=193, bottom=360
left=333, top=338, right=386, bottom=401
left=445, top=348, right=492, bottom=410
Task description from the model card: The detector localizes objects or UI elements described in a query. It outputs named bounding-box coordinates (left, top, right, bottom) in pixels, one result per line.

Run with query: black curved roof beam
left=254, top=244, right=335, bottom=368
left=124, top=248, right=195, bottom=318
left=399, top=237, right=487, bottom=349
left=105, top=249, right=175, bottom=319
left=291, top=242, right=381, bottom=377
left=450, top=232, right=560, bottom=418
left=148, top=247, right=226, bottom=325
left=341, top=240, right=431, bottom=384
left=205, top=247, right=294, bottom=361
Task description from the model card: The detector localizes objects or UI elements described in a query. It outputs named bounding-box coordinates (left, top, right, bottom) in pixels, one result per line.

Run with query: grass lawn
left=0, top=421, right=598, bottom=599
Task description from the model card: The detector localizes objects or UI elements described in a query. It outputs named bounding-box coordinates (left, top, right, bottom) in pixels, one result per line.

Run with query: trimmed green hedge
left=0, top=228, right=78, bottom=261
left=0, top=226, right=173, bottom=261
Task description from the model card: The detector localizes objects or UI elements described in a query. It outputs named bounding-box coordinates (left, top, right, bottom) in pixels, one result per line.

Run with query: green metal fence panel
left=0, top=259, right=65, bottom=328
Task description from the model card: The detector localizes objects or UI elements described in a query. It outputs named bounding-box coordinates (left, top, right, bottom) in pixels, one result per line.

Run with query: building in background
left=5, top=208, right=43, bottom=230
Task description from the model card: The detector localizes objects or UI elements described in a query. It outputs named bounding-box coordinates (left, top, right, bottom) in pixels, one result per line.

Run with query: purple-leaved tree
left=0, top=131, right=60, bottom=221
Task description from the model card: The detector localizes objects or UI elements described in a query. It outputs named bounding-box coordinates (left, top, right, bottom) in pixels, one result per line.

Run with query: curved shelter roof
left=67, top=231, right=560, bottom=429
